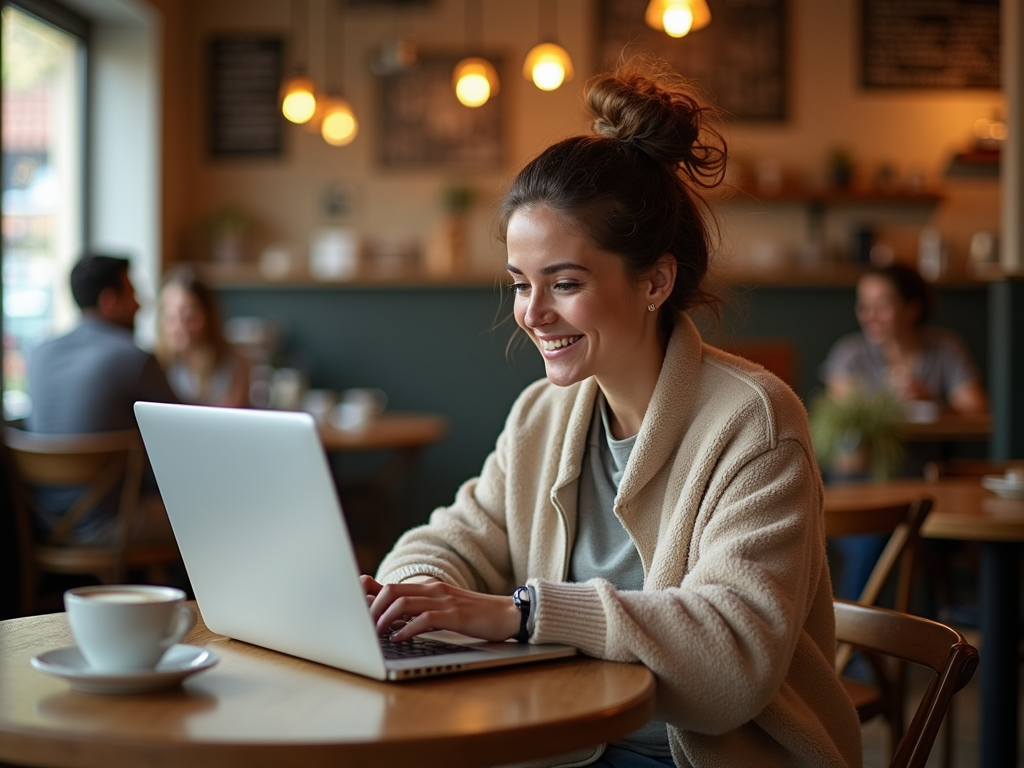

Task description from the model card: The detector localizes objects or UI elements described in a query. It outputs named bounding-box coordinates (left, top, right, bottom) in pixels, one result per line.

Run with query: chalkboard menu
left=862, top=0, right=1000, bottom=89
left=209, top=36, right=284, bottom=157
left=599, top=0, right=787, bottom=121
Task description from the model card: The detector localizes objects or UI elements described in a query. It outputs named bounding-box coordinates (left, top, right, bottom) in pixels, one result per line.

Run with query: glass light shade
left=280, top=74, right=317, bottom=124
left=320, top=98, right=358, bottom=146
left=452, top=57, right=500, bottom=108
left=523, top=43, right=574, bottom=91
left=644, top=0, right=711, bottom=38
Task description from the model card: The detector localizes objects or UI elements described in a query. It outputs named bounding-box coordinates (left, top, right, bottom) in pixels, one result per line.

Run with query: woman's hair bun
left=586, top=53, right=725, bottom=188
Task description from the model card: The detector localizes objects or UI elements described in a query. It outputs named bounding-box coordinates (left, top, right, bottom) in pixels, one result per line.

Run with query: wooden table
left=317, top=412, right=448, bottom=452
left=898, top=413, right=992, bottom=443
left=0, top=609, right=655, bottom=768
left=318, top=412, right=448, bottom=568
left=825, top=477, right=1024, bottom=768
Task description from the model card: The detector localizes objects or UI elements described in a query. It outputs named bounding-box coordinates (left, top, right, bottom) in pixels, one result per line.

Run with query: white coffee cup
left=331, top=388, right=387, bottom=432
left=64, top=585, right=196, bottom=673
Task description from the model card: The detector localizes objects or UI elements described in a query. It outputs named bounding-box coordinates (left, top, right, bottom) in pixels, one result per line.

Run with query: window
left=1, top=1, right=87, bottom=421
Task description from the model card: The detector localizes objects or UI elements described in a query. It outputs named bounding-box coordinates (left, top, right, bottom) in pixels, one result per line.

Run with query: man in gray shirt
left=25, top=253, right=179, bottom=543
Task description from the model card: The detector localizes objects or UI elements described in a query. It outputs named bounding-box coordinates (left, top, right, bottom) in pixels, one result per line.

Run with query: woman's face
left=160, top=283, right=207, bottom=353
left=855, top=274, right=919, bottom=345
left=505, top=205, right=661, bottom=390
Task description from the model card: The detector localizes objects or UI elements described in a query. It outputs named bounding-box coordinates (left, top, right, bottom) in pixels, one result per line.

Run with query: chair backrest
left=826, top=497, right=932, bottom=672
left=720, top=338, right=799, bottom=392
left=3, top=427, right=145, bottom=612
left=833, top=600, right=979, bottom=768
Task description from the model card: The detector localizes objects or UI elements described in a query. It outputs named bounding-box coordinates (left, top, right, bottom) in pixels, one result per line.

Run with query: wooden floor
left=860, top=628, right=1022, bottom=768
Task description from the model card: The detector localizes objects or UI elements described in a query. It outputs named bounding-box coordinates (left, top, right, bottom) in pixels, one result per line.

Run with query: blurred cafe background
left=1, top=0, right=1020, bottom=559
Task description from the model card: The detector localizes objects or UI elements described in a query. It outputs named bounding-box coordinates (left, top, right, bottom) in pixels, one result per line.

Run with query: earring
left=648, top=303, right=656, bottom=312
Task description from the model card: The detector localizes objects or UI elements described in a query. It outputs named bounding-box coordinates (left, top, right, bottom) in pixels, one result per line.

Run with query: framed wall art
left=377, top=54, right=504, bottom=168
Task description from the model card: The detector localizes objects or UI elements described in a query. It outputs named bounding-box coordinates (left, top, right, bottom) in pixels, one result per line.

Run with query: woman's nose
left=523, top=290, right=553, bottom=328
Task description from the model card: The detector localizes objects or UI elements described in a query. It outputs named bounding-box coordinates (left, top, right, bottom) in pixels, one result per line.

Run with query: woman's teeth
left=542, top=336, right=581, bottom=351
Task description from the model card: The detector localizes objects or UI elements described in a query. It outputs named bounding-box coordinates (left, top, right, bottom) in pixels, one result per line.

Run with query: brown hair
left=156, top=267, right=231, bottom=399
left=498, top=53, right=727, bottom=340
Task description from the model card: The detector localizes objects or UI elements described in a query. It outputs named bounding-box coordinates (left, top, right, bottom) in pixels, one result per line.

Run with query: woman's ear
left=646, top=254, right=677, bottom=305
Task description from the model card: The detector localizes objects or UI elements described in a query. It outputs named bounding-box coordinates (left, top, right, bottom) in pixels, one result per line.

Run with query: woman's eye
left=508, top=282, right=529, bottom=295
left=553, top=282, right=579, bottom=292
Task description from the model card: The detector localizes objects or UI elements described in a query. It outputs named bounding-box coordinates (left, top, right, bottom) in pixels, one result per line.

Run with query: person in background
left=822, top=263, right=988, bottom=415
left=156, top=267, right=250, bottom=408
left=820, top=263, right=989, bottom=602
left=25, top=253, right=179, bottom=543
left=362, top=55, right=861, bottom=768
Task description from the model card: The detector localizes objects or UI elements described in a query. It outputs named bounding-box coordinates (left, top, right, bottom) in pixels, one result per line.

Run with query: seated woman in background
left=820, top=263, right=988, bottom=601
left=362, top=55, right=861, bottom=768
left=821, top=263, right=988, bottom=415
left=157, top=268, right=250, bottom=408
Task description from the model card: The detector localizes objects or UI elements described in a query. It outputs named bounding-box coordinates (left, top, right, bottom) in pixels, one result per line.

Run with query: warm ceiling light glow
left=523, top=43, right=574, bottom=91
left=644, top=0, right=711, bottom=38
left=280, top=74, right=317, bottom=124
left=320, top=98, right=358, bottom=146
left=453, top=57, right=499, bottom=108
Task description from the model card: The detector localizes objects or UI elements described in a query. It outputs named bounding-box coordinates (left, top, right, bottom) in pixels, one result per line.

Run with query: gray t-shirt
left=819, top=326, right=979, bottom=402
left=570, top=395, right=672, bottom=758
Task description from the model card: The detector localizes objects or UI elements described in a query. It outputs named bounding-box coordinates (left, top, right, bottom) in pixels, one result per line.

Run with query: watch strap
left=512, top=586, right=531, bottom=643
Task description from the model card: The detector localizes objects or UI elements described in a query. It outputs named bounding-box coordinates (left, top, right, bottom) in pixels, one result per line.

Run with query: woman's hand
left=360, top=575, right=521, bottom=643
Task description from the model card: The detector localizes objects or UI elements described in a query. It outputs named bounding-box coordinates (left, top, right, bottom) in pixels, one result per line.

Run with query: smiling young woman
left=364, top=53, right=862, bottom=768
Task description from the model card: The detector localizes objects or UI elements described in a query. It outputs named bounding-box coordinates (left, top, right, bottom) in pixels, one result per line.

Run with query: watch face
left=515, top=586, right=530, bottom=606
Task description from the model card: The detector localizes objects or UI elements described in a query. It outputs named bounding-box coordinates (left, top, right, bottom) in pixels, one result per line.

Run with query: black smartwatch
left=512, top=586, right=531, bottom=643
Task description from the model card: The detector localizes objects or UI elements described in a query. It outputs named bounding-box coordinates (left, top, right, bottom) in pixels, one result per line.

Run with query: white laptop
left=134, top=401, right=576, bottom=681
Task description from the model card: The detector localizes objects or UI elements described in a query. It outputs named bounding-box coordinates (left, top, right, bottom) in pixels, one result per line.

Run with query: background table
left=824, top=477, right=1024, bottom=768
left=318, top=412, right=448, bottom=570
left=0, top=608, right=655, bottom=768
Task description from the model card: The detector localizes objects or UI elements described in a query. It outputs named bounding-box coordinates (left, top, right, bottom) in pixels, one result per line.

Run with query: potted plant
left=808, top=388, right=905, bottom=480
left=424, top=184, right=475, bottom=275
left=826, top=147, right=855, bottom=189
left=202, top=207, right=257, bottom=263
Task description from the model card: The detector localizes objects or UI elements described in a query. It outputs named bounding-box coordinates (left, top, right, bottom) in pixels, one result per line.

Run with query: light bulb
left=662, top=3, right=694, bottom=37
left=644, top=0, right=711, bottom=38
left=321, top=98, right=358, bottom=146
left=452, top=58, right=499, bottom=108
left=523, top=43, right=574, bottom=92
left=280, top=74, right=317, bottom=124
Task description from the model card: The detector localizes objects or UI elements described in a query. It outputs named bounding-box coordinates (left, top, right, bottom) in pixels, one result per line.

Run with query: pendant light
left=644, top=0, right=711, bottom=38
left=319, top=0, right=357, bottom=146
left=453, top=0, right=499, bottom=108
left=280, top=0, right=317, bottom=124
left=523, top=0, right=573, bottom=91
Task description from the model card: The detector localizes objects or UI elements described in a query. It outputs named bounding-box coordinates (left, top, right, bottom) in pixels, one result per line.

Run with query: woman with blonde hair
left=364, top=55, right=861, bottom=768
left=157, top=267, right=249, bottom=408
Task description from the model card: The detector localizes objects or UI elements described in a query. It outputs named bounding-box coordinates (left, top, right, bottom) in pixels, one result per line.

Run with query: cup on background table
left=64, top=585, right=195, bottom=673
left=301, top=389, right=337, bottom=423
left=331, top=387, right=388, bottom=432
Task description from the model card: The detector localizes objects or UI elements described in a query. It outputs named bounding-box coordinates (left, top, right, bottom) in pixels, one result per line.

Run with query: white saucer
left=31, top=643, right=218, bottom=694
left=981, top=475, right=1024, bottom=500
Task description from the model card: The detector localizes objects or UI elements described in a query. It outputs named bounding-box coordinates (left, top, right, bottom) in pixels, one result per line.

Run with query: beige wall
left=159, top=0, right=1004, bottom=278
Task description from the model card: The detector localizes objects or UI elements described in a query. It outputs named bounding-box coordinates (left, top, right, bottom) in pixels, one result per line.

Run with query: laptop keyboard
left=380, top=636, right=478, bottom=660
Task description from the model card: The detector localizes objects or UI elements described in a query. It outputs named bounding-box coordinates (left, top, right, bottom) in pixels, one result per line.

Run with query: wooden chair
left=719, top=338, right=799, bottom=392
left=3, top=427, right=180, bottom=615
left=825, top=497, right=932, bottom=760
left=833, top=600, right=979, bottom=768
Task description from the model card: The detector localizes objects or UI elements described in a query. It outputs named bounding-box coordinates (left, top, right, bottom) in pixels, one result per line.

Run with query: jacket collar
left=550, top=315, right=705, bottom=508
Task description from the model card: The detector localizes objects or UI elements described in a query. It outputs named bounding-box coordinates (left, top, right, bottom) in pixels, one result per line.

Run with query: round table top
left=824, top=477, right=1024, bottom=543
left=317, top=411, right=448, bottom=451
left=0, top=610, right=655, bottom=768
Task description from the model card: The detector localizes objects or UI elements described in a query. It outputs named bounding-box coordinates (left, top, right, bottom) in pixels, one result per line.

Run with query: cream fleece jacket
left=377, top=315, right=862, bottom=768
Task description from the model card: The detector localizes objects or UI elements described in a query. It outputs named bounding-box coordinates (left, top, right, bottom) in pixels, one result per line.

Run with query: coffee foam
left=78, top=590, right=168, bottom=603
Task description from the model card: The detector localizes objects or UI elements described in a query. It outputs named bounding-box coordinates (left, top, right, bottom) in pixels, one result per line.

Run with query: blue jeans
left=588, top=746, right=676, bottom=768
